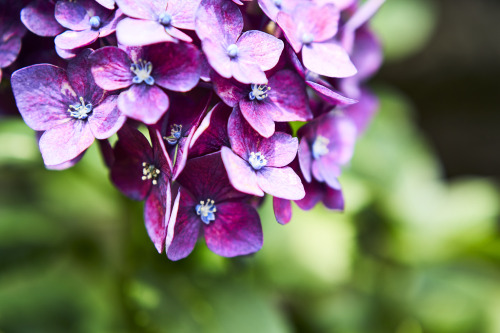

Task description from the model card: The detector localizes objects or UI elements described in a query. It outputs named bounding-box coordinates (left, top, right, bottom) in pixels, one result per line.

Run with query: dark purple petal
left=221, top=146, right=264, bottom=197
left=66, top=49, right=104, bottom=104
left=239, top=99, right=275, bottom=138
left=114, top=0, right=159, bottom=20
left=227, top=105, right=263, bottom=158
left=88, top=95, right=126, bottom=139
left=11, top=64, right=75, bottom=131
left=323, top=184, right=344, bottom=210
left=166, top=190, right=201, bottom=261
left=110, top=125, right=153, bottom=200
left=204, top=202, right=262, bottom=257
left=302, top=41, right=357, bottom=78
left=257, top=132, right=298, bottom=168
left=55, top=29, right=99, bottom=50
left=188, top=102, right=232, bottom=158
left=21, top=0, right=64, bottom=37
left=273, top=197, right=292, bottom=225
left=150, top=127, right=174, bottom=175
left=211, top=72, right=246, bottom=107
left=54, top=1, right=90, bottom=31
left=195, top=0, right=243, bottom=44
left=267, top=69, right=312, bottom=122
left=144, top=181, right=171, bottom=253
left=295, top=180, right=323, bottom=210
left=236, top=30, right=283, bottom=71
left=116, top=18, right=175, bottom=46
left=39, top=120, right=95, bottom=166
left=256, top=166, right=305, bottom=200
left=89, top=46, right=134, bottom=90
left=0, top=37, right=22, bottom=68
left=151, top=43, right=201, bottom=92
left=117, top=84, right=169, bottom=125
left=306, top=80, right=358, bottom=106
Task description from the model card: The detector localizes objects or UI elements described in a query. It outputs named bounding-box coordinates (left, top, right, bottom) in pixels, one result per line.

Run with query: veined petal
left=256, top=166, right=305, bottom=200
left=144, top=181, right=171, bottom=253
left=237, top=30, right=283, bottom=71
left=168, top=0, right=201, bottom=30
left=21, top=0, right=64, bottom=37
left=90, top=46, right=134, bottom=90
left=239, top=99, right=275, bottom=138
left=221, top=147, right=264, bottom=197
left=301, top=3, right=339, bottom=43
left=230, top=59, right=268, bottom=85
left=55, top=29, right=99, bottom=50
left=204, top=202, right=262, bottom=257
left=202, top=38, right=232, bottom=79
left=306, top=80, right=358, bottom=106
left=54, top=1, right=90, bottom=31
left=88, top=95, right=126, bottom=139
left=114, top=0, right=160, bottom=20
left=117, top=84, right=169, bottom=125
left=0, top=37, right=21, bottom=68
left=195, top=0, right=242, bottom=44
left=257, top=132, right=298, bottom=168
left=211, top=72, right=246, bottom=107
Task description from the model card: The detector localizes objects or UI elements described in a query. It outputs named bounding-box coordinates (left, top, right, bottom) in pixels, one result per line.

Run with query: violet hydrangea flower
left=195, top=0, right=284, bottom=84
left=54, top=0, right=123, bottom=53
left=11, top=49, right=126, bottom=167
left=90, top=43, right=201, bottom=124
left=0, top=1, right=26, bottom=83
left=21, top=0, right=64, bottom=37
left=212, top=69, right=312, bottom=138
left=221, top=107, right=305, bottom=200
left=115, top=0, right=201, bottom=46
left=277, top=2, right=357, bottom=78
left=111, top=125, right=173, bottom=253
left=166, top=152, right=263, bottom=260
left=298, top=111, right=356, bottom=188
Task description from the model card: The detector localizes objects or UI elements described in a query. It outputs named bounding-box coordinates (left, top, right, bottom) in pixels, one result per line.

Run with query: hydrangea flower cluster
left=4, top=0, right=384, bottom=260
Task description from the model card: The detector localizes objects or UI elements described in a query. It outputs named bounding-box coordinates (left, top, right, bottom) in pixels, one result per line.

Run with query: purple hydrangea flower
left=277, top=2, right=357, bottom=78
left=90, top=43, right=201, bottom=124
left=195, top=0, right=284, bottom=84
left=21, top=0, right=64, bottom=37
left=221, top=107, right=305, bottom=200
left=0, top=1, right=26, bottom=83
left=110, top=125, right=173, bottom=253
left=165, top=152, right=263, bottom=260
left=11, top=49, right=126, bottom=167
left=188, top=102, right=232, bottom=159
left=115, top=0, right=201, bottom=45
left=298, top=111, right=356, bottom=188
left=54, top=0, right=123, bottom=53
left=156, top=89, right=211, bottom=179
left=212, top=69, right=312, bottom=138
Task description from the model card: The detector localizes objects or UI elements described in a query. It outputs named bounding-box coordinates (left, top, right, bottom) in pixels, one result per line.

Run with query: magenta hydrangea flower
left=21, top=0, right=64, bottom=37
left=221, top=107, right=305, bottom=200
left=115, top=0, right=200, bottom=46
left=212, top=69, right=312, bottom=138
left=53, top=0, right=123, bottom=53
left=110, top=125, right=173, bottom=253
left=277, top=2, right=356, bottom=78
left=298, top=111, right=356, bottom=188
left=0, top=1, right=26, bottom=83
left=195, top=0, right=283, bottom=84
left=11, top=49, right=126, bottom=167
left=165, top=152, right=263, bottom=260
left=90, top=43, right=201, bottom=124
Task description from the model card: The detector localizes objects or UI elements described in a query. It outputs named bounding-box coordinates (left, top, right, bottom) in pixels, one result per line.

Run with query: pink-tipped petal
left=221, top=147, right=264, bottom=197
left=117, top=84, right=169, bottom=125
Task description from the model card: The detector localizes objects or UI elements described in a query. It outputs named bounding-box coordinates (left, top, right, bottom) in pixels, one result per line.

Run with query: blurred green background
left=1, top=0, right=499, bottom=332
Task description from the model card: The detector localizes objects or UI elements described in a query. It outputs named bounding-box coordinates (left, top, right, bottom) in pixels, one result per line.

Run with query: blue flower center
left=130, top=59, right=155, bottom=85
left=158, top=12, right=172, bottom=26
left=196, top=199, right=217, bottom=224
left=89, top=16, right=101, bottom=30
left=312, top=135, right=330, bottom=159
left=227, top=44, right=239, bottom=58
left=68, top=97, right=92, bottom=120
left=142, top=162, right=160, bottom=185
left=163, top=124, right=183, bottom=145
left=301, top=33, right=314, bottom=45
left=248, top=152, right=268, bottom=170
left=273, top=0, right=282, bottom=8
left=249, top=84, right=271, bottom=101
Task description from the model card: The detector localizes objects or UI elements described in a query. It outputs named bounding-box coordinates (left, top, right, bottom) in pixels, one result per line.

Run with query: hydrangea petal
left=0, top=37, right=22, bottom=68
left=165, top=26, right=192, bottom=43
left=11, top=64, right=76, bottom=131
left=21, top=0, right=64, bottom=37
left=116, top=18, right=175, bottom=46
left=276, top=11, right=302, bottom=53
left=88, top=95, right=126, bottom=139
left=204, top=202, right=263, bottom=257
left=302, top=41, right=357, bottom=78
left=236, top=30, right=284, bottom=71
left=195, top=0, right=243, bottom=44
left=144, top=181, right=170, bottom=253
left=306, top=80, right=358, bottom=106
left=221, top=147, right=264, bottom=197
left=239, top=99, right=275, bottom=138
left=298, top=138, right=312, bottom=182
left=230, top=59, right=268, bottom=85
left=39, top=120, right=95, bottom=166
left=66, top=49, right=104, bottom=104
left=201, top=38, right=232, bottom=79
left=114, top=0, right=158, bottom=20
left=302, top=3, right=339, bottom=42
left=89, top=46, right=134, bottom=90
left=211, top=73, right=246, bottom=107
left=54, top=1, right=90, bottom=31
left=117, top=84, right=169, bottom=125
left=273, top=197, right=292, bottom=225
left=257, top=132, right=298, bottom=168
left=323, top=184, right=344, bottom=210
left=168, top=0, right=201, bottom=30
left=256, top=166, right=305, bottom=200
left=55, top=29, right=99, bottom=50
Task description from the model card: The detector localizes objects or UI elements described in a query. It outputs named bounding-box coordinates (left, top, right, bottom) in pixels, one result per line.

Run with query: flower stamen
left=163, top=124, right=183, bottom=145
left=196, top=199, right=217, bottom=224
left=68, top=97, right=93, bottom=120
left=301, top=33, right=314, bottom=45
left=249, top=84, right=271, bottom=101
left=141, top=162, right=161, bottom=185
left=131, top=59, right=155, bottom=85
left=312, top=135, right=330, bottom=159
left=89, top=16, right=101, bottom=30
left=248, top=152, right=268, bottom=170
left=227, top=44, right=239, bottom=59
